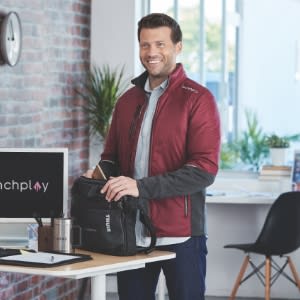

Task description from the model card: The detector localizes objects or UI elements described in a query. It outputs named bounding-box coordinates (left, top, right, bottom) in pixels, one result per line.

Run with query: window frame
left=146, top=0, right=240, bottom=142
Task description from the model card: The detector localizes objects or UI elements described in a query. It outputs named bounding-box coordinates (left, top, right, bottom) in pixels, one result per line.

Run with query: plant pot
left=270, top=148, right=288, bottom=166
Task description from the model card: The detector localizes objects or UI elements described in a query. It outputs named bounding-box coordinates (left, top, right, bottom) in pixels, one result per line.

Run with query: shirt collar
left=144, top=78, right=169, bottom=93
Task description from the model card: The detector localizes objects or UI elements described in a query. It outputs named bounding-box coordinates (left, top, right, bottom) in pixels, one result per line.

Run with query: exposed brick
left=0, top=0, right=91, bottom=298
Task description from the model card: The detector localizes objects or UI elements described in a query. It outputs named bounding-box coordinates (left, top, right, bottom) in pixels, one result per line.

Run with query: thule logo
left=105, top=214, right=111, bottom=232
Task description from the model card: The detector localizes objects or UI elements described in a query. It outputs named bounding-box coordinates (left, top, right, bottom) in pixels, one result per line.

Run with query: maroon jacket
left=102, top=64, right=221, bottom=237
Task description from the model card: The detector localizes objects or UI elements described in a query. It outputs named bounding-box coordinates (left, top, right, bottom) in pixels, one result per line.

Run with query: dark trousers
left=117, top=236, right=207, bottom=300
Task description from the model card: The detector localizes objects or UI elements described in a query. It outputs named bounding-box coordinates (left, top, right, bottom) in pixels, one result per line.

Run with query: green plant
left=264, top=134, right=300, bottom=148
left=220, top=110, right=300, bottom=170
left=220, top=143, right=238, bottom=169
left=233, top=110, right=269, bottom=171
left=77, top=64, right=127, bottom=139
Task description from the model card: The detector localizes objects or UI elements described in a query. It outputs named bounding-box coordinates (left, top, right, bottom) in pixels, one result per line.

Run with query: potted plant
left=76, top=64, right=127, bottom=167
left=264, top=134, right=290, bottom=148
left=77, top=64, right=127, bottom=139
left=230, top=110, right=269, bottom=171
left=265, top=134, right=300, bottom=165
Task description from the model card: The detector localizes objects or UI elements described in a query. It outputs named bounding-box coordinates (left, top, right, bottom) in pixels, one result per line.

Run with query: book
left=259, top=175, right=290, bottom=181
left=260, top=165, right=291, bottom=176
left=92, top=164, right=107, bottom=180
left=260, top=170, right=291, bottom=176
left=291, top=150, right=300, bottom=185
left=261, top=165, right=291, bottom=171
left=91, top=160, right=119, bottom=180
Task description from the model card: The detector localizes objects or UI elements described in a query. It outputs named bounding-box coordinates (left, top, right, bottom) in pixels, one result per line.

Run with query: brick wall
left=0, top=0, right=91, bottom=299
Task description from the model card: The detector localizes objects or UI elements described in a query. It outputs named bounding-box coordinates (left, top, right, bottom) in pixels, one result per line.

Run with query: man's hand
left=83, top=169, right=93, bottom=178
left=101, top=176, right=139, bottom=201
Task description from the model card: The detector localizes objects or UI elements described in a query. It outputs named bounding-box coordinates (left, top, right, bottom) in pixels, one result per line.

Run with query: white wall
left=89, top=0, right=145, bottom=167
left=239, top=0, right=300, bottom=135
left=91, top=0, right=140, bottom=80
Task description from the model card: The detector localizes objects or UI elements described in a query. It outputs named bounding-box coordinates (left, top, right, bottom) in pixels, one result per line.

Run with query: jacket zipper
left=184, top=196, right=188, bottom=217
left=129, top=104, right=144, bottom=139
left=147, top=94, right=165, bottom=176
left=129, top=100, right=147, bottom=175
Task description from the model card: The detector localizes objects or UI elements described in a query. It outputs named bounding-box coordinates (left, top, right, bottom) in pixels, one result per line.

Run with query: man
left=92, top=13, right=220, bottom=300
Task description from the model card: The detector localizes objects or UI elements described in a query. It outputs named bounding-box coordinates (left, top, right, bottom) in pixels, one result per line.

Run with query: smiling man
left=138, top=25, right=182, bottom=89
left=96, top=13, right=221, bottom=300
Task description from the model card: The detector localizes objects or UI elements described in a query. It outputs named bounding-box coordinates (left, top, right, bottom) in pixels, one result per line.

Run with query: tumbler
left=53, top=218, right=72, bottom=253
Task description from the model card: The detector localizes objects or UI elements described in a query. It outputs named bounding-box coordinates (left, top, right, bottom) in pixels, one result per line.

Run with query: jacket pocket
left=149, top=196, right=191, bottom=236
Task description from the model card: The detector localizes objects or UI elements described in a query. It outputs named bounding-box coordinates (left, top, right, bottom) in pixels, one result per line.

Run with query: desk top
left=206, top=191, right=277, bottom=204
left=0, top=250, right=175, bottom=279
left=206, top=172, right=292, bottom=205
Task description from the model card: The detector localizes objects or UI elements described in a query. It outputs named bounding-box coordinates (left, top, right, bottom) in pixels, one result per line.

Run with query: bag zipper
left=119, top=201, right=128, bottom=253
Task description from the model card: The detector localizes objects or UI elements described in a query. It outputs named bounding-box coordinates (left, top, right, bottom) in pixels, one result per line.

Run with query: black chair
left=224, top=191, right=300, bottom=300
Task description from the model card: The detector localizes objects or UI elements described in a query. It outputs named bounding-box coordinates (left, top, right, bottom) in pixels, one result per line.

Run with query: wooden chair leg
left=229, top=255, right=250, bottom=300
left=265, top=257, right=271, bottom=300
left=287, top=256, right=300, bottom=291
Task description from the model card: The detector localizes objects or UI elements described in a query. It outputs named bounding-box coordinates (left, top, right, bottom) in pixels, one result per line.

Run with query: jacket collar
left=131, top=63, right=186, bottom=91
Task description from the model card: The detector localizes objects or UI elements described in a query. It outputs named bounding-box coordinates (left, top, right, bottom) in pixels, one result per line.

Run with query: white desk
left=0, top=250, right=175, bottom=300
left=206, top=191, right=277, bottom=205
left=206, top=171, right=291, bottom=204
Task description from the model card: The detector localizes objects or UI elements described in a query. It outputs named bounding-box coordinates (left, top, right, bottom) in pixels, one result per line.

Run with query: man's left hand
left=101, top=176, right=139, bottom=202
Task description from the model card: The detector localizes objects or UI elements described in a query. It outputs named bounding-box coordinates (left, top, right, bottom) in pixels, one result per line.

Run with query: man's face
left=139, top=26, right=182, bottom=88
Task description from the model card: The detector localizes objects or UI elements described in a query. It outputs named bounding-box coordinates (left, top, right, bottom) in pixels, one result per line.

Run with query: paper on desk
left=246, top=192, right=275, bottom=197
left=207, top=190, right=276, bottom=198
left=0, top=252, right=80, bottom=264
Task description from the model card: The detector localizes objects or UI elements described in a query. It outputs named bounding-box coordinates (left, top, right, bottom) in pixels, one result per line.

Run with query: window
left=148, top=0, right=240, bottom=142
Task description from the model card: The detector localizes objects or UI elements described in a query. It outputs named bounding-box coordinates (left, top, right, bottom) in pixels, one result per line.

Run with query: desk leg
left=91, top=275, right=106, bottom=300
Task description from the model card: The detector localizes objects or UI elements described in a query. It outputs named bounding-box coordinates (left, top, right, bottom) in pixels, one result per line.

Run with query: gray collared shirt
left=134, top=78, right=168, bottom=246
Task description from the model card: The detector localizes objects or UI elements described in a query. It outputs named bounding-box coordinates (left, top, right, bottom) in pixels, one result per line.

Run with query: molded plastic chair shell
left=224, top=191, right=300, bottom=256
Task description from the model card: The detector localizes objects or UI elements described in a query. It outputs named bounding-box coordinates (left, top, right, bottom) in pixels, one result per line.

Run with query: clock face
left=0, top=12, right=22, bottom=66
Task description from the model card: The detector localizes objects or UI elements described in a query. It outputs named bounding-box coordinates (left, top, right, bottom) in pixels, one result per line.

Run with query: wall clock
left=0, top=12, right=22, bottom=66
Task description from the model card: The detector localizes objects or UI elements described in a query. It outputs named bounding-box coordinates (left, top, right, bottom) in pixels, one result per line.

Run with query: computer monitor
left=0, top=148, right=68, bottom=222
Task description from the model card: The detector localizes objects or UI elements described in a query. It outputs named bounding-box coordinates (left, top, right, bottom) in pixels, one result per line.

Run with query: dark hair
left=138, top=13, right=182, bottom=44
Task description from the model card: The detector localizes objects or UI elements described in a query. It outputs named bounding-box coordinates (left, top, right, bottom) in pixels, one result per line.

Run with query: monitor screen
left=0, top=148, right=68, bottom=221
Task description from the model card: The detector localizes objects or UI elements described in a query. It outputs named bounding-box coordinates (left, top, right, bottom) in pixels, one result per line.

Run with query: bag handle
left=137, top=205, right=157, bottom=254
